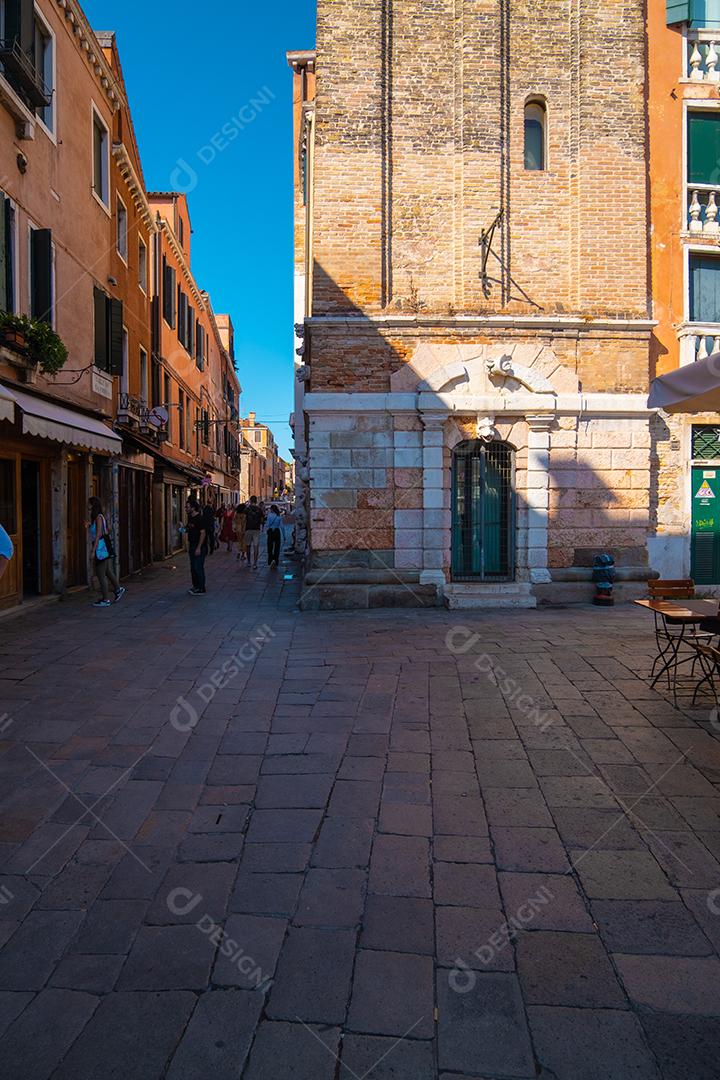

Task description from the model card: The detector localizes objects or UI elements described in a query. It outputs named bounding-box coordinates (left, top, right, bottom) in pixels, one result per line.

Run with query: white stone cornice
left=303, top=391, right=654, bottom=417
left=306, top=315, right=656, bottom=334
left=158, top=220, right=206, bottom=310
left=55, top=0, right=122, bottom=111
left=112, top=144, right=155, bottom=233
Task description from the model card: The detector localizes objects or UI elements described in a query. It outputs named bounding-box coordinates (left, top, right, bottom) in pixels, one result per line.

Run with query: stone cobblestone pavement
left=0, top=549, right=719, bottom=1078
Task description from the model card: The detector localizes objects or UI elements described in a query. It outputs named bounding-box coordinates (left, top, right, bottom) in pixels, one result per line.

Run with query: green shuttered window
left=668, top=0, right=720, bottom=26
left=690, top=254, right=720, bottom=323
left=688, top=112, right=720, bottom=186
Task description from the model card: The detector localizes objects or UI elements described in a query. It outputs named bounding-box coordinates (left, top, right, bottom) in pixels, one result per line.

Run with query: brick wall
left=312, top=0, right=648, bottom=324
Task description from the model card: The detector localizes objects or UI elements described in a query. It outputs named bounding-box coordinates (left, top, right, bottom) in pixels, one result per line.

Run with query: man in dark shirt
left=202, top=499, right=217, bottom=556
left=186, top=497, right=208, bottom=595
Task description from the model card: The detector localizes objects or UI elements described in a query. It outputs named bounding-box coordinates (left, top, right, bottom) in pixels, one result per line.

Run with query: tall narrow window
left=162, top=257, right=176, bottom=327
left=524, top=99, right=547, bottom=171
left=92, top=109, right=109, bottom=205
left=116, top=196, right=128, bottom=261
left=164, top=374, right=171, bottom=441
left=178, top=390, right=185, bottom=449
left=151, top=357, right=161, bottom=407
left=30, top=226, right=53, bottom=324
left=138, top=237, right=147, bottom=292
left=120, top=325, right=129, bottom=394
left=33, top=11, right=54, bottom=134
left=93, top=286, right=124, bottom=374
left=0, top=193, right=16, bottom=313
left=139, top=347, right=148, bottom=405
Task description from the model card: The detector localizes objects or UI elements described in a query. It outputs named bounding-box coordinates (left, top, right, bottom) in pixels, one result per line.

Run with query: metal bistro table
left=634, top=597, right=720, bottom=703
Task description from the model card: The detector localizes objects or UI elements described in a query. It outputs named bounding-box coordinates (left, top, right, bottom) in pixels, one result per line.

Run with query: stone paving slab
left=0, top=552, right=719, bottom=1076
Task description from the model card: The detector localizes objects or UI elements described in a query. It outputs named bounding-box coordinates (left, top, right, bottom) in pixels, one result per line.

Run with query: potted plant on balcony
left=26, top=318, right=68, bottom=376
left=0, top=312, right=28, bottom=352
left=0, top=313, right=68, bottom=378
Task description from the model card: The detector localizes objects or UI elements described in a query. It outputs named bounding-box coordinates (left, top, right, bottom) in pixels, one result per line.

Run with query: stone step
left=300, top=583, right=440, bottom=611
left=304, top=569, right=421, bottom=586
left=444, top=582, right=537, bottom=609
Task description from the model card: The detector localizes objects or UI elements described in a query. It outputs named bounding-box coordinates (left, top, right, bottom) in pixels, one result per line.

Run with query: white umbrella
left=648, top=352, right=720, bottom=413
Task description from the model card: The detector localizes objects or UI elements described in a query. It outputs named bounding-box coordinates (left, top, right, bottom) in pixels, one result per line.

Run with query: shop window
left=524, top=99, right=547, bottom=171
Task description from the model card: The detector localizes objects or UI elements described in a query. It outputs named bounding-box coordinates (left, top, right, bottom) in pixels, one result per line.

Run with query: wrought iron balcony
left=0, top=38, right=52, bottom=109
left=117, top=392, right=149, bottom=428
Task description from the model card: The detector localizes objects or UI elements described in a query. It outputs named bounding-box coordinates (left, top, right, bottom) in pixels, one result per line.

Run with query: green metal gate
left=452, top=440, right=515, bottom=581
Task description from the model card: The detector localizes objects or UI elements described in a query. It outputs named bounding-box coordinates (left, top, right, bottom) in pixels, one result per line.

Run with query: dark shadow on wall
left=301, top=262, right=659, bottom=603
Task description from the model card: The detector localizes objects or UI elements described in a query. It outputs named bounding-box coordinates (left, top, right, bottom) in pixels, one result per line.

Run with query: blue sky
left=84, top=0, right=316, bottom=458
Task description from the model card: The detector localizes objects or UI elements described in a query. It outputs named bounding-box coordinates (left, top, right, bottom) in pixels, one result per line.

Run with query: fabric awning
left=9, top=386, right=122, bottom=454
left=0, top=383, right=16, bottom=424
left=648, top=353, right=720, bottom=414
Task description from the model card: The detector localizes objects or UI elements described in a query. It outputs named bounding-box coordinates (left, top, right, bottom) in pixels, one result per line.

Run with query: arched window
left=524, top=99, right=547, bottom=171
left=452, top=440, right=515, bottom=581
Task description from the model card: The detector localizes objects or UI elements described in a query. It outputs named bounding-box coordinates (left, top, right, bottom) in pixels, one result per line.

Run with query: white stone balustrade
left=688, top=36, right=720, bottom=81
left=688, top=188, right=720, bottom=234
left=677, top=327, right=720, bottom=365
left=695, top=334, right=720, bottom=361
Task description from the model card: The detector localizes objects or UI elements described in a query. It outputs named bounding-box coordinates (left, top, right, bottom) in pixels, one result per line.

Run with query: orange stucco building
left=0, top=0, right=124, bottom=609
left=649, top=0, right=720, bottom=582
left=0, top=0, right=242, bottom=610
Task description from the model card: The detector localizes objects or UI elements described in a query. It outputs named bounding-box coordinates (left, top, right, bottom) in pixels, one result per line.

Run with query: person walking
left=266, top=504, right=283, bottom=568
left=282, top=506, right=296, bottom=553
left=186, top=497, right=208, bottom=594
left=0, top=522, right=14, bottom=581
left=88, top=497, right=125, bottom=608
left=202, top=499, right=217, bottom=556
left=234, top=503, right=247, bottom=561
left=219, top=504, right=235, bottom=552
left=243, top=496, right=263, bottom=570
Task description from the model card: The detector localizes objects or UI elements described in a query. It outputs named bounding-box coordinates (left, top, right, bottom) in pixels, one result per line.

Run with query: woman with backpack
left=88, top=497, right=125, bottom=608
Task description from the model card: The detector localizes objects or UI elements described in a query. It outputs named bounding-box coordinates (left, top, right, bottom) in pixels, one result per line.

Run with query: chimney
left=248, top=411, right=256, bottom=424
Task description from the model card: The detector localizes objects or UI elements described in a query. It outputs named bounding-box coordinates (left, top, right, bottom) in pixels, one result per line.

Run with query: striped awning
left=0, top=383, right=15, bottom=424
left=7, top=386, right=122, bottom=454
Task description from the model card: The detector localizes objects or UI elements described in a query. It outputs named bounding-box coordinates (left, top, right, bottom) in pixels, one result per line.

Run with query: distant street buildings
left=289, top=1, right=720, bottom=609
left=239, top=412, right=287, bottom=502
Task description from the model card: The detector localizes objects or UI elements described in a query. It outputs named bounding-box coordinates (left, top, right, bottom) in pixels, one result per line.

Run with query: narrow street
left=0, top=551, right=719, bottom=1078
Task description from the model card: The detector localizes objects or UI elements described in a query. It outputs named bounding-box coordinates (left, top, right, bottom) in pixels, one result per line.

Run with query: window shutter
left=94, top=286, right=108, bottom=370
left=5, top=199, right=14, bottom=314
left=188, top=305, right=195, bottom=356
left=31, top=228, right=52, bottom=323
left=666, top=0, right=689, bottom=23
left=0, top=197, right=7, bottom=314
left=108, top=298, right=124, bottom=376
left=688, top=113, right=720, bottom=185
left=5, top=0, right=34, bottom=52
left=690, top=255, right=720, bottom=323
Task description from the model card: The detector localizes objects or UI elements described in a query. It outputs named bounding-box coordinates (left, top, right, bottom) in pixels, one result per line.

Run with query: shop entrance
left=21, top=460, right=41, bottom=596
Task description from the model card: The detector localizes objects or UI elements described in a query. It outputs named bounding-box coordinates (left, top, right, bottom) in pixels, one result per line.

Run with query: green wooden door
left=691, top=467, right=720, bottom=584
left=452, top=441, right=514, bottom=581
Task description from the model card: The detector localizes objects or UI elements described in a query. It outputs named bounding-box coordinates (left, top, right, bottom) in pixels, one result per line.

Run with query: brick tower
left=289, top=0, right=656, bottom=608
